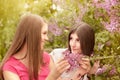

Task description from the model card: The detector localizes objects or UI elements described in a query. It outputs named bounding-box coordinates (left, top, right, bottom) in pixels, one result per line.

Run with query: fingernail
left=82, top=57, right=89, bottom=60
left=66, top=64, right=70, bottom=69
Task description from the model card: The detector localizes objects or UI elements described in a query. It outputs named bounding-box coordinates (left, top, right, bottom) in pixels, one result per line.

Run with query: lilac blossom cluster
left=95, top=65, right=107, bottom=75
left=74, top=4, right=88, bottom=24
left=109, top=66, right=117, bottom=76
left=96, top=65, right=117, bottom=76
left=48, top=22, right=62, bottom=36
left=62, top=49, right=83, bottom=72
left=93, top=0, right=120, bottom=32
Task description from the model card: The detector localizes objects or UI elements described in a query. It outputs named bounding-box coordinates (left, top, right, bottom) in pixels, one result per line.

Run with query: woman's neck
left=13, top=47, right=29, bottom=68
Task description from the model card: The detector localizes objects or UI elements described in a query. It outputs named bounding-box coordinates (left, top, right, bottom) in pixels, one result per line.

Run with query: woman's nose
left=45, top=35, right=49, bottom=41
left=71, top=40, right=76, bottom=46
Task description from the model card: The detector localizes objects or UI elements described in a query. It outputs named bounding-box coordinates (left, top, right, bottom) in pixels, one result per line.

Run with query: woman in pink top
left=0, top=14, right=70, bottom=80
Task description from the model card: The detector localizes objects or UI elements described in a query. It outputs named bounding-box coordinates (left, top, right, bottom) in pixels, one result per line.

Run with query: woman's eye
left=43, top=32, right=47, bottom=35
left=76, top=39, right=80, bottom=41
left=43, top=32, right=46, bottom=34
left=70, top=37, right=72, bottom=40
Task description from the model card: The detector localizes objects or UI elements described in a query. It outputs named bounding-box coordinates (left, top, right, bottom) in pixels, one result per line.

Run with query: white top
left=50, top=48, right=89, bottom=80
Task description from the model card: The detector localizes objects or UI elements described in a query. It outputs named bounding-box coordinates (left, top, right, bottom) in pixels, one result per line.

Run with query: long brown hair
left=0, top=13, right=46, bottom=80
left=68, top=22, right=95, bottom=56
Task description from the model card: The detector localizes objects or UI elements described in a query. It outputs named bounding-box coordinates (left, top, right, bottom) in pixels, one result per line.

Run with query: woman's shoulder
left=50, top=48, right=67, bottom=55
left=2, top=56, right=21, bottom=75
left=53, top=48, right=67, bottom=51
left=3, top=56, right=28, bottom=71
left=3, top=56, right=17, bottom=67
left=50, top=48, right=67, bottom=63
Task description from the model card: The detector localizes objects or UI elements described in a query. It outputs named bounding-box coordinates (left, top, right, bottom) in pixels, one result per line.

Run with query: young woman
left=0, top=14, right=70, bottom=80
left=50, top=22, right=100, bottom=80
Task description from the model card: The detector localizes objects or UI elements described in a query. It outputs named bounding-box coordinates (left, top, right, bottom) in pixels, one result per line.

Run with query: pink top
left=3, top=52, right=50, bottom=80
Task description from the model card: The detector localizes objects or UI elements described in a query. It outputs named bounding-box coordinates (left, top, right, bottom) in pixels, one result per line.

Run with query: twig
left=89, top=55, right=120, bottom=61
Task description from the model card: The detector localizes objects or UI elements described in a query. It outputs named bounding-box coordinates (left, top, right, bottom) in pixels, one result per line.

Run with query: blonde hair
left=0, top=13, right=47, bottom=80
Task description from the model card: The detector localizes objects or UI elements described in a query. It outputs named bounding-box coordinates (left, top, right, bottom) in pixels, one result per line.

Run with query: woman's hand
left=53, top=58, right=70, bottom=76
left=78, top=57, right=91, bottom=76
left=89, top=60, right=100, bottom=74
left=71, top=69, right=82, bottom=80
left=71, top=57, right=91, bottom=80
left=47, top=58, right=70, bottom=80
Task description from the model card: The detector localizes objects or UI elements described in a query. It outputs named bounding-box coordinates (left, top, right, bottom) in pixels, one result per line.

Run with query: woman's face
left=41, top=23, right=48, bottom=49
left=69, top=33, right=81, bottom=54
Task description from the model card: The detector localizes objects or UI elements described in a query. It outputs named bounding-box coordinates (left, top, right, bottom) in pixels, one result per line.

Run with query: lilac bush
left=46, top=0, right=120, bottom=79
left=93, top=0, right=120, bottom=33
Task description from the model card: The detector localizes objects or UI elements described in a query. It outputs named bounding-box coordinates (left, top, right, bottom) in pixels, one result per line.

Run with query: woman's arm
left=71, top=58, right=91, bottom=80
left=48, top=56, right=62, bottom=80
left=46, top=56, right=70, bottom=80
left=3, top=71, right=20, bottom=80
left=89, top=60, right=100, bottom=75
left=79, top=59, right=100, bottom=80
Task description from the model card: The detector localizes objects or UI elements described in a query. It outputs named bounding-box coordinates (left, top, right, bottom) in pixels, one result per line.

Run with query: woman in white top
left=50, top=22, right=99, bottom=80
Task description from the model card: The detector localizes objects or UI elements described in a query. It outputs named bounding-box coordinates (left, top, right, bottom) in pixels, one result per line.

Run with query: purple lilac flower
left=63, top=49, right=83, bottom=71
left=95, top=65, right=107, bottom=75
left=74, top=4, right=88, bottom=24
left=93, top=0, right=118, bottom=12
left=109, top=66, right=117, bottom=75
left=48, top=23, right=62, bottom=36
left=93, top=0, right=120, bottom=33
left=95, top=68, right=103, bottom=75
left=102, top=18, right=119, bottom=32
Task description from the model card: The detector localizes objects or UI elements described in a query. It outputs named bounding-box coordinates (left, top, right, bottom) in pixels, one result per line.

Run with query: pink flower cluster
left=93, top=0, right=118, bottom=12
left=109, top=66, right=117, bottom=76
left=62, top=49, right=83, bottom=71
left=95, top=65, right=107, bottom=75
left=48, top=22, right=62, bottom=36
left=93, top=0, right=120, bottom=32
left=96, top=65, right=117, bottom=76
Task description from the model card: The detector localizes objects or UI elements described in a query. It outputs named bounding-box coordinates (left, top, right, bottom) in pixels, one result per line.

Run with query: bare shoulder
left=3, top=71, right=20, bottom=80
